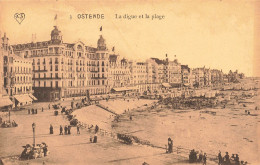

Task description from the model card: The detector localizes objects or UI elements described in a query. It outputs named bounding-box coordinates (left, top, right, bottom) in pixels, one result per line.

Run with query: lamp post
left=8, top=106, right=11, bottom=123
left=32, top=123, right=36, bottom=147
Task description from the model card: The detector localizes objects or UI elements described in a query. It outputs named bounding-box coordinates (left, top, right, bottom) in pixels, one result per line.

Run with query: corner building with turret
left=12, top=26, right=110, bottom=101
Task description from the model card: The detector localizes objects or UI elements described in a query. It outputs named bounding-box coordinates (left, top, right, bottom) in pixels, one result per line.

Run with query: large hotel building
left=12, top=26, right=110, bottom=101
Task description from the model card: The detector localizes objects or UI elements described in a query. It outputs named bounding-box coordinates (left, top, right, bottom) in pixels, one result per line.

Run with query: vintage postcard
left=0, top=0, right=259, bottom=165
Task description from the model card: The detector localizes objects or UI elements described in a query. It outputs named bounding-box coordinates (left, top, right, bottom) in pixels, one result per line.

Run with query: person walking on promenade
left=202, top=153, right=207, bottom=165
left=42, top=107, right=44, bottom=112
left=32, top=108, right=34, bottom=114
left=28, top=109, right=30, bottom=114
left=77, top=125, right=80, bottom=134
left=49, top=124, right=53, bottom=134
left=48, top=104, right=50, bottom=109
left=93, top=133, right=97, bottom=143
left=167, top=137, right=173, bottom=153
left=59, top=125, right=63, bottom=135
left=68, top=125, right=71, bottom=135
left=95, top=125, right=99, bottom=134
left=35, top=109, right=38, bottom=114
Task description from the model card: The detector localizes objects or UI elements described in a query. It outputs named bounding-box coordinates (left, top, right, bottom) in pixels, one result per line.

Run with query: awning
left=126, top=86, right=139, bottom=90
left=112, top=87, right=129, bottom=92
left=162, top=83, right=171, bottom=88
left=0, top=97, right=13, bottom=107
left=14, top=95, right=32, bottom=103
left=29, top=94, right=38, bottom=101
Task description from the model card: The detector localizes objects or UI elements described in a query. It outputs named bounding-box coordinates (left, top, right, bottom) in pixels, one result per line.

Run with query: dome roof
left=51, top=26, right=60, bottom=36
left=97, top=35, right=106, bottom=50
left=98, top=35, right=105, bottom=44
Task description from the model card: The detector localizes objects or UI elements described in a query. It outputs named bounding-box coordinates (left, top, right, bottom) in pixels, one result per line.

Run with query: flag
left=54, top=14, right=57, bottom=20
left=100, top=26, right=102, bottom=31
left=112, top=46, right=115, bottom=52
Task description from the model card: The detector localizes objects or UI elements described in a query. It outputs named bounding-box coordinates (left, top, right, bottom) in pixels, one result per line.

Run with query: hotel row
left=0, top=26, right=245, bottom=108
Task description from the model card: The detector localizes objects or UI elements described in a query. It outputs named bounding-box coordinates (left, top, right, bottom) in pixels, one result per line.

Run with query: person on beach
left=218, top=151, right=222, bottom=165
left=202, top=153, right=207, bottom=165
left=64, top=125, right=68, bottom=135
left=224, top=152, right=230, bottom=164
left=77, top=125, right=80, bottom=134
left=59, top=125, right=63, bottom=135
left=42, top=107, right=44, bottom=112
left=68, top=125, right=71, bottom=134
left=198, top=151, right=203, bottom=162
left=235, top=154, right=240, bottom=165
left=48, top=104, right=50, bottom=109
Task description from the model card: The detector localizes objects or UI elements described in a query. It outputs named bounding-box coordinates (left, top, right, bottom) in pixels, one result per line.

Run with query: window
left=55, top=57, right=58, bottom=64
left=55, top=73, right=58, bottom=78
left=44, top=81, right=46, bottom=87
left=55, top=81, right=58, bottom=88
left=55, top=65, right=58, bottom=71
left=50, top=65, right=52, bottom=71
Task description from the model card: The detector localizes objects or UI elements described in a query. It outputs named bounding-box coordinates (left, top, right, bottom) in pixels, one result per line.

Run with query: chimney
left=34, top=33, right=37, bottom=42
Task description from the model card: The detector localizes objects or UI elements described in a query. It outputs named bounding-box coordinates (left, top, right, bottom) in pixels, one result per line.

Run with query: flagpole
left=54, top=14, right=58, bottom=27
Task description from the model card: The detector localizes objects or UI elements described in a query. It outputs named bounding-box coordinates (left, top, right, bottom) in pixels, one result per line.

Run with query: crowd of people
left=189, top=149, right=207, bottom=164
left=20, top=143, right=49, bottom=160
left=188, top=150, right=247, bottom=165
left=1, top=120, right=18, bottom=128
left=217, top=151, right=246, bottom=165
left=49, top=124, right=81, bottom=135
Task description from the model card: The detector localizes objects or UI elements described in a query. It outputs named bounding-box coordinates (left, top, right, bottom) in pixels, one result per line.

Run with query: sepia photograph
left=0, top=0, right=259, bottom=164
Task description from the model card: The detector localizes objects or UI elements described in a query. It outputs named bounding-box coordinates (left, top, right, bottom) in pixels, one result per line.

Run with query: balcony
left=34, top=69, right=47, bottom=72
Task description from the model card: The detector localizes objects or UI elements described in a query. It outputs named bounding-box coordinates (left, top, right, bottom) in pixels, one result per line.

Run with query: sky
left=0, top=0, right=258, bottom=76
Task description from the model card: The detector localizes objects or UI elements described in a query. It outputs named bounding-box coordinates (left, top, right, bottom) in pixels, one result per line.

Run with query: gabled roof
left=150, top=58, right=166, bottom=65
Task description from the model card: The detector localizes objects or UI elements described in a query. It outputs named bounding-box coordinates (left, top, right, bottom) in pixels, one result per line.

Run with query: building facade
left=1, top=33, right=33, bottom=107
left=0, top=33, right=13, bottom=109
left=109, top=54, right=131, bottom=88
left=11, top=26, right=112, bottom=101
